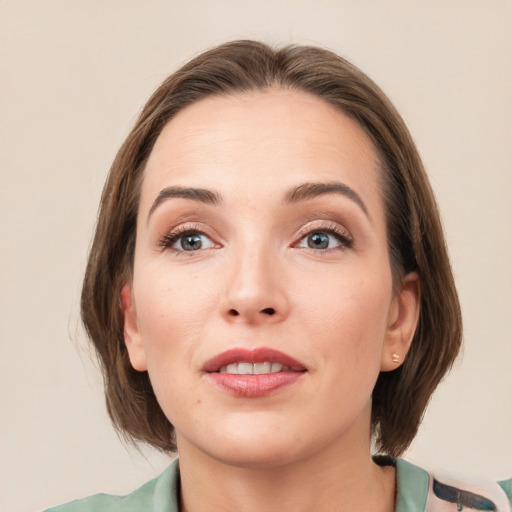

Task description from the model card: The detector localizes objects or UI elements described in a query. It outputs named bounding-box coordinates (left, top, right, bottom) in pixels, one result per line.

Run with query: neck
left=177, top=418, right=396, bottom=512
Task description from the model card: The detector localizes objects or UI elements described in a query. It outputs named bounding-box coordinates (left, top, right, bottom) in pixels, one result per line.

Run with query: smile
left=218, top=362, right=291, bottom=374
left=203, top=348, right=307, bottom=397
left=203, top=347, right=307, bottom=373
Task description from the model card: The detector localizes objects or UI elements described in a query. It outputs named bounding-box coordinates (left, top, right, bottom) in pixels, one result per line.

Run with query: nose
left=222, top=246, right=290, bottom=325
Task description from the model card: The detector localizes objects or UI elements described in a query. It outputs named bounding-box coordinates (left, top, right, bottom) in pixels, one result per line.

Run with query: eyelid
left=293, top=221, right=353, bottom=245
left=291, top=222, right=355, bottom=254
left=157, top=222, right=221, bottom=252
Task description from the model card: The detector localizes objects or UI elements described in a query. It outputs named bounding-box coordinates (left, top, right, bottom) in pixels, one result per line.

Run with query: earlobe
left=121, top=283, right=148, bottom=372
left=381, top=273, right=421, bottom=372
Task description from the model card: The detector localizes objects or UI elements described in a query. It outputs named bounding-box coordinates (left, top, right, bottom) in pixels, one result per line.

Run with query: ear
left=121, top=283, right=148, bottom=372
left=381, top=272, right=420, bottom=372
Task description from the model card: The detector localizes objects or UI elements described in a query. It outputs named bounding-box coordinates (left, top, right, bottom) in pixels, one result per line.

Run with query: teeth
left=238, top=362, right=253, bottom=375
left=226, top=363, right=238, bottom=374
left=254, top=362, right=271, bottom=374
left=271, top=362, right=283, bottom=373
left=218, top=362, right=290, bottom=375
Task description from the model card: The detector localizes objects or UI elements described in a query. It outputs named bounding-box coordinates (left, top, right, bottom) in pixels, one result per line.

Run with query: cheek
left=133, top=262, right=221, bottom=362
left=131, top=267, right=217, bottom=424
left=299, top=265, right=391, bottom=329
left=296, top=266, right=392, bottom=367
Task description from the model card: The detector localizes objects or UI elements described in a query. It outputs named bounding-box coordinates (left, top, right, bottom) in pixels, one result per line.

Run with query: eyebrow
left=147, top=181, right=368, bottom=221
left=284, top=182, right=368, bottom=216
left=148, top=186, right=222, bottom=221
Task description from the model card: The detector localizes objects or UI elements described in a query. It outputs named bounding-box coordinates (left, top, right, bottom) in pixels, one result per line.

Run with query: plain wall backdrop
left=1, top=1, right=511, bottom=511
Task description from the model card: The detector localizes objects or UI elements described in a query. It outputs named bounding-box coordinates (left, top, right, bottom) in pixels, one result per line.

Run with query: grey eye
left=297, top=231, right=344, bottom=250
left=173, top=233, right=215, bottom=251
left=307, top=232, right=330, bottom=249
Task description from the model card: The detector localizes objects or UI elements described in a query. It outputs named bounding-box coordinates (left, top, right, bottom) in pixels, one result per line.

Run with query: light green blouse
left=46, top=458, right=512, bottom=512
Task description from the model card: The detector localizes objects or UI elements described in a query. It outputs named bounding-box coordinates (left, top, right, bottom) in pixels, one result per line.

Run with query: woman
left=47, top=40, right=512, bottom=511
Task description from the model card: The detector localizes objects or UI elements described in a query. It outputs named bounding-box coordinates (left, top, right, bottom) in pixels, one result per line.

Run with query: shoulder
left=395, top=458, right=512, bottom=512
left=499, top=478, right=512, bottom=509
left=43, top=459, right=180, bottom=512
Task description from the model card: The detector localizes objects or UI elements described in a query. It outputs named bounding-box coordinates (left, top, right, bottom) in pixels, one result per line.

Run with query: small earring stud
left=391, top=352, right=400, bottom=364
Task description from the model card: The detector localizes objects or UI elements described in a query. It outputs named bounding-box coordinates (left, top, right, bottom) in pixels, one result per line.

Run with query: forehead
left=141, top=88, right=382, bottom=213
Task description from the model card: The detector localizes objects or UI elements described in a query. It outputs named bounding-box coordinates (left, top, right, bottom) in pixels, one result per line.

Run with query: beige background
left=1, top=1, right=511, bottom=511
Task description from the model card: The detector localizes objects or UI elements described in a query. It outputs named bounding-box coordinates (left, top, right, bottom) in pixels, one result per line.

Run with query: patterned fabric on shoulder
left=425, top=470, right=512, bottom=512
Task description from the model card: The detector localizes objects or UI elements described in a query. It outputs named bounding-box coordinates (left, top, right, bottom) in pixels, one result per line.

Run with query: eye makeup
left=293, top=221, right=354, bottom=253
left=157, top=222, right=220, bottom=254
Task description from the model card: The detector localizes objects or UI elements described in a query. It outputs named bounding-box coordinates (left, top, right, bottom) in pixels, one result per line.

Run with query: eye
left=160, top=229, right=217, bottom=252
left=174, top=232, right=215, bottom=251
left=297, top=231, right=340, bottom=250
left=295, top=227, right=353, bottom=251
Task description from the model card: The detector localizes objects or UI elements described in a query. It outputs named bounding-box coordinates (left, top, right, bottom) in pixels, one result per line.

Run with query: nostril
left=261, top=307, right=275, bottom=316
left=228, top=309, right=239, bottom=316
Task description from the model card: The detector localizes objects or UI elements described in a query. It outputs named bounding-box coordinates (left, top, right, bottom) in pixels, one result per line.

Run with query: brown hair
left=81, top=40, right=462, bottom=457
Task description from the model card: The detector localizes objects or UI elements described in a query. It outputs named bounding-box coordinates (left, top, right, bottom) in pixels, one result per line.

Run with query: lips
left=203, top=348, right=307, bottom=373
left=219, top=361, right=291, bottom=375
left=203, top=348, right=307, bottom=397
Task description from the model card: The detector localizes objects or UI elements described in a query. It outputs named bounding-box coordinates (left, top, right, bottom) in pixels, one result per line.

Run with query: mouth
left=218, top=362, right=292, bottom=374
left=203, top=347, right=307, bottom=374
left=203, top=348, right=307, bottom=397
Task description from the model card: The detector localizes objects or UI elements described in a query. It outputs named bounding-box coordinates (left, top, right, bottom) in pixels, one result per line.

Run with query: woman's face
left=123, top=89, right=418, bottom=468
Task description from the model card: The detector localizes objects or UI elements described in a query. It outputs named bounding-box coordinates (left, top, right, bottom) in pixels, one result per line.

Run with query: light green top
left=45, top=458, right=512, bottom=512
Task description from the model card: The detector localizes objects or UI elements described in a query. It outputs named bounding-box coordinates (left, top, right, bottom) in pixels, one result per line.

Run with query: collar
left=395, top=458, right=429, bottom=512
left=152, top=457, right=430, bottom=512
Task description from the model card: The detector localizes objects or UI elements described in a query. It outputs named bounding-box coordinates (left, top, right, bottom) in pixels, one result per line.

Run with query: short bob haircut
left=81, top=39, right=462, bottom=458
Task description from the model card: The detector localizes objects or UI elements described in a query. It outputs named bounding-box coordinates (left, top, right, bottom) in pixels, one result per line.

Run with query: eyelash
left=158, top=224, right=215, bottom=252
left=158, top=222, right=353, bottom=254
left=293, top=223, right=354, bottom=252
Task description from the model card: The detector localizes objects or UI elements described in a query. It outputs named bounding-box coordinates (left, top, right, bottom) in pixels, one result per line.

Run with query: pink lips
left=203, top=348, right=307, bottom=397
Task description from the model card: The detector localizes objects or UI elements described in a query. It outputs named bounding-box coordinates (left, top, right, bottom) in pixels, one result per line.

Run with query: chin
left=185, top=417, right=309, bottom=470
left=210, top=441, right=303, bottom=470
left=200, top=421, right=333, bottom=471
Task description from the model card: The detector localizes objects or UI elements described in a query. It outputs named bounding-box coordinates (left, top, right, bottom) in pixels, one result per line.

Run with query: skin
left=122, top=89, right=420, bottom=512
